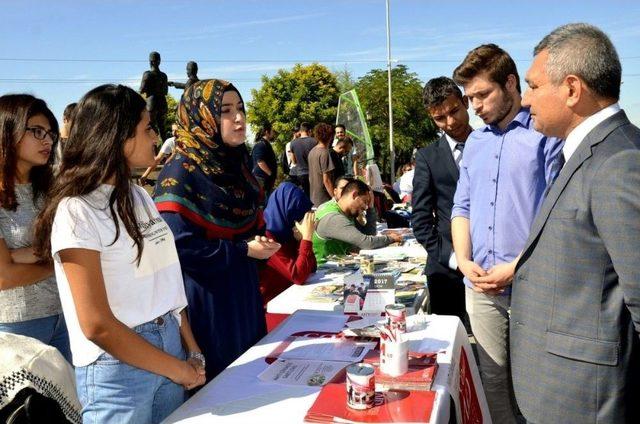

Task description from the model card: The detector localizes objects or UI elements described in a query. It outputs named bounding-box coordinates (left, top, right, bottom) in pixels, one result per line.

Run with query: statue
left=169, top=61, right=199, bottom=91
left=139, top=51, right=169, bottom=141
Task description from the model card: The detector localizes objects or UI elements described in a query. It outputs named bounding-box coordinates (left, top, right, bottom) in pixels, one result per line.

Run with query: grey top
left=316, top=209, right=392, bottom=250
left=0, top=184, right=61, bottom=323
left=289, top=136, right=317, bottom=175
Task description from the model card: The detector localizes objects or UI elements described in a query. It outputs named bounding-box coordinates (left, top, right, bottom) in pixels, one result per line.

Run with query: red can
left=346, top=363, right=375, bottom=410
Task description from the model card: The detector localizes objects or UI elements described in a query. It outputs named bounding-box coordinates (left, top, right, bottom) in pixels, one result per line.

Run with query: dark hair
left=0, top=94, right=57, bottom=211
left=334, top=175, right=354, bottom=187
left=422, top=77, right=464, bottom=110
left=453, top=44, right=521, bottom=93
left=299, top=122, right=311, bottom=132
left=340, top=179, right=370, bottom=198
left=534, top=23, right=621, bottom=100
left=254, top=122, right=272, bottom=143
left=313, top=123, right=334, bottom=145
left=34, top=84, right=147, bottom=263
left=335, top=136, right=353, bottom=147
left=63, top=102, right=77, bottom=121
left=335, top=124, right=346, bottom=131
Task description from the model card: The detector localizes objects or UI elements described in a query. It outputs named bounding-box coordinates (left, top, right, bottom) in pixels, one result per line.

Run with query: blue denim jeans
left=75, top=312, right=186, bottom=424
left=0, top=313, right=71, bottom=362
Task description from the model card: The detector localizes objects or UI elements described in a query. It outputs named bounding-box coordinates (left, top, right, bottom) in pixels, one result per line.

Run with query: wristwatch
left=188, top=351, right=206, bottom=368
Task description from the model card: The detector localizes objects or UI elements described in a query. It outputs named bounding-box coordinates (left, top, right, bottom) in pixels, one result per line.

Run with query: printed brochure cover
left=343, top=270, right=399, bottom=315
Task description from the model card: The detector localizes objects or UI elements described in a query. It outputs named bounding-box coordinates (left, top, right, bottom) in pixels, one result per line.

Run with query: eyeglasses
left=25, top=126, right=58, bottom=144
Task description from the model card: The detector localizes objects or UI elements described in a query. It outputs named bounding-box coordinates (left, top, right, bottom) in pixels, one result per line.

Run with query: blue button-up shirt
left=451, top=108, right=563, bottom=290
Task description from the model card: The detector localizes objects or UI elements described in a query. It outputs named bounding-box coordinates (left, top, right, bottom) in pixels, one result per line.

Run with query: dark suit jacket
left=412, top=135, right=463, bottom=279
left=511, top=111, right=640, bottom=423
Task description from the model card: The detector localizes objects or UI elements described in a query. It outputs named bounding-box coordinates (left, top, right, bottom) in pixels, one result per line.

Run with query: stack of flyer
left=304, top=383, right=435, bottom=423
left=258, top=335, right=377, bottom=387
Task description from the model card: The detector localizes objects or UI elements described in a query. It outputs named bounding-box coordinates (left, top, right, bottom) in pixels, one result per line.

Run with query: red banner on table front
left=458, top=346, right=483, bottom=424
left=305, top=383, right=435, bottom=423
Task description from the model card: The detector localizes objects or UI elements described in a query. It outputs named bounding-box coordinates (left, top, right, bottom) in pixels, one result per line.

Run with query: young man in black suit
left=412, top=77, right=473, bottom=321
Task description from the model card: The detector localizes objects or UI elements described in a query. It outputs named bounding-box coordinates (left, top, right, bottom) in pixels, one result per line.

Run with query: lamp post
left=385, top=0, right=395, bottom=179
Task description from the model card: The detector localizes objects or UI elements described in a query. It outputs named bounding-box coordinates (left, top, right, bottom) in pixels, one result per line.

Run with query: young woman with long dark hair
left=33, top=84, right=205, bottom=423
left=0, top=94, right=71, bottom=361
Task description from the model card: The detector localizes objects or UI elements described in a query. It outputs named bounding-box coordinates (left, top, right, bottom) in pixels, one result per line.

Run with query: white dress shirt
left=563, top=103, right=621, bottom=162
left=445, top=133, right=465, bottom=271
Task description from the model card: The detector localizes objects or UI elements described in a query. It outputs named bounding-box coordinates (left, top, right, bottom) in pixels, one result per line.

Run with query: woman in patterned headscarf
left=154, top=80, right=280, bottom=380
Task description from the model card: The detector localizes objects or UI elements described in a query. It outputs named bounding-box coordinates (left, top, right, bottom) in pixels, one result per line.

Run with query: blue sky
left=2, top=0, right=639, bottom=131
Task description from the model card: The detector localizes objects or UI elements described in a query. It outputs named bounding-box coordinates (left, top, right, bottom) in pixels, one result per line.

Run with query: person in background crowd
left=0, top=94, right=70, bottom=362
left=451, top=44, right=563, bottom=424
left=259, top=182, right=316, bottom=306
left=330, top=136, right=352, bottom=181
left=308, top=123, right=335, bottom=207
left=392, top=163, right=412, bottom=196
left=313, top=179, right=402, bottom=263
left=412, top=76, right=473, bottom=323
left=33, top=84, right=205, bottom=423
left=398, top=161, right=415, bottom=203
left=289, top=122, right=317, bottom=196
left=139, top=123, right=179, bottom=186
left=53, top=102, right=76, bottom=174
left=284, top=124, right=299, bottom=183
left=365, top=161, right=390, bottom=218
left=334, top=123, right=346, bottom=143
left=154, top=79, right=279, bottom=381
left=511, top=23, right=640, bottom=423
left=334, top=123, right=353, bottom=177
left=252, top=123, right=278, bottom=197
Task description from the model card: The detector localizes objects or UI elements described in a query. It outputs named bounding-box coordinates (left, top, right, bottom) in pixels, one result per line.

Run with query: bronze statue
left=169, top=61, right=199, bottom=91
left=139, top=51, right=169, bottom=141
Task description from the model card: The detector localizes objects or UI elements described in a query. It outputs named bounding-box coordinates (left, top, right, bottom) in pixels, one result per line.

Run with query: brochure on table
left=258, top=336, right=377, bottom=387
left=342, top=270, right=397, bottom=315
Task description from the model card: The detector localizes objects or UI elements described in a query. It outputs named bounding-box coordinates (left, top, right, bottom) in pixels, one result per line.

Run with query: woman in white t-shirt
left=33, top=85, right=205, bottom=424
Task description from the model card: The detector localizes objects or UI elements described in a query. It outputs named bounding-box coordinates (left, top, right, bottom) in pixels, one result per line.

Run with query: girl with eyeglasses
left=0, top=94, right=71, bottom=362
left=33, top=85, right=205, bottom=423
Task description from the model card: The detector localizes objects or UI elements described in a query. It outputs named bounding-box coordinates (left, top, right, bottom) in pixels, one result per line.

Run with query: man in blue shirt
left=451, top=44, right=562, bottom=424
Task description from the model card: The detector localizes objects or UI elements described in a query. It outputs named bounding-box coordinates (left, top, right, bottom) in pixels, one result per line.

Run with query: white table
left=163, top=310, right=491, bottom=424
left=267, top=241, right=428, bottom=315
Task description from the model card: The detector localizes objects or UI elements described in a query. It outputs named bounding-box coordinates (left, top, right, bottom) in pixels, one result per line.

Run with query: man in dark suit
left=412, top=77, right=472, bottom=321
left=511, top=23, right=640, bottom=423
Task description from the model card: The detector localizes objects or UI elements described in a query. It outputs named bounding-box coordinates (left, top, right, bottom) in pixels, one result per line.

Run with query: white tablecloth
left=267, top=242, right=428, bottom=315
left=163, top=310, right=491, bottom=424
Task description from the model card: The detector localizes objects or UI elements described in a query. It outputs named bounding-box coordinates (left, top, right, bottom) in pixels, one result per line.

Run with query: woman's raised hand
left=294, top=212, right=316, bottom=241
left=247, top=236, right=281, bottom=260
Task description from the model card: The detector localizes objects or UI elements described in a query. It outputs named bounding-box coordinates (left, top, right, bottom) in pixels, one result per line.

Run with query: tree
left=334, top=65, right=356, bottom=94
left=354, top=65, right=438, bottom=180
left=247, top=63, right=339, bottom=153
left=163, top=94, right=179, bottom=137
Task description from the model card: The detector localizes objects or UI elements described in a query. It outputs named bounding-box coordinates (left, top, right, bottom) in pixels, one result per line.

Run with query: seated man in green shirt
left=313, top=179, right=403, bottom=263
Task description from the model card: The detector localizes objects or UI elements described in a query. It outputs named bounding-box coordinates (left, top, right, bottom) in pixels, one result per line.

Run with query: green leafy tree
left=247, top=63, right=339, bottom=154
left=334, top=65, right=356, bottom=94
left=163, top=94, right=179, bottom=137
left=354, top=65, right=438, bottom=180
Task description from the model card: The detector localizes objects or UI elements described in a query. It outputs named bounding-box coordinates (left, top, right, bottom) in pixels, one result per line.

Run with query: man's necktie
left=545, top=151, right=566, bottom=198
left=552, top=151, right=566, bottom=183
left=454, top=142, right=465, bottom=168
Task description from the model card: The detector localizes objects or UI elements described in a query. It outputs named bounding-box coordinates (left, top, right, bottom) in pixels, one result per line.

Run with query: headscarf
left=263, top=182, right=312, bottom=243
left=154, top=79, right=263, bottom=240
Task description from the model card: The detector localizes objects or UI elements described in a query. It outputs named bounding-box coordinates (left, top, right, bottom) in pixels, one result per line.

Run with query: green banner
left=336, top=89, right=375, bottom=164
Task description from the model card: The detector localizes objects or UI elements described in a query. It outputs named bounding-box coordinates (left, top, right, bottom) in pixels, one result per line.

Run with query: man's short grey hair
left=534, top=23, right=621, bottom=100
